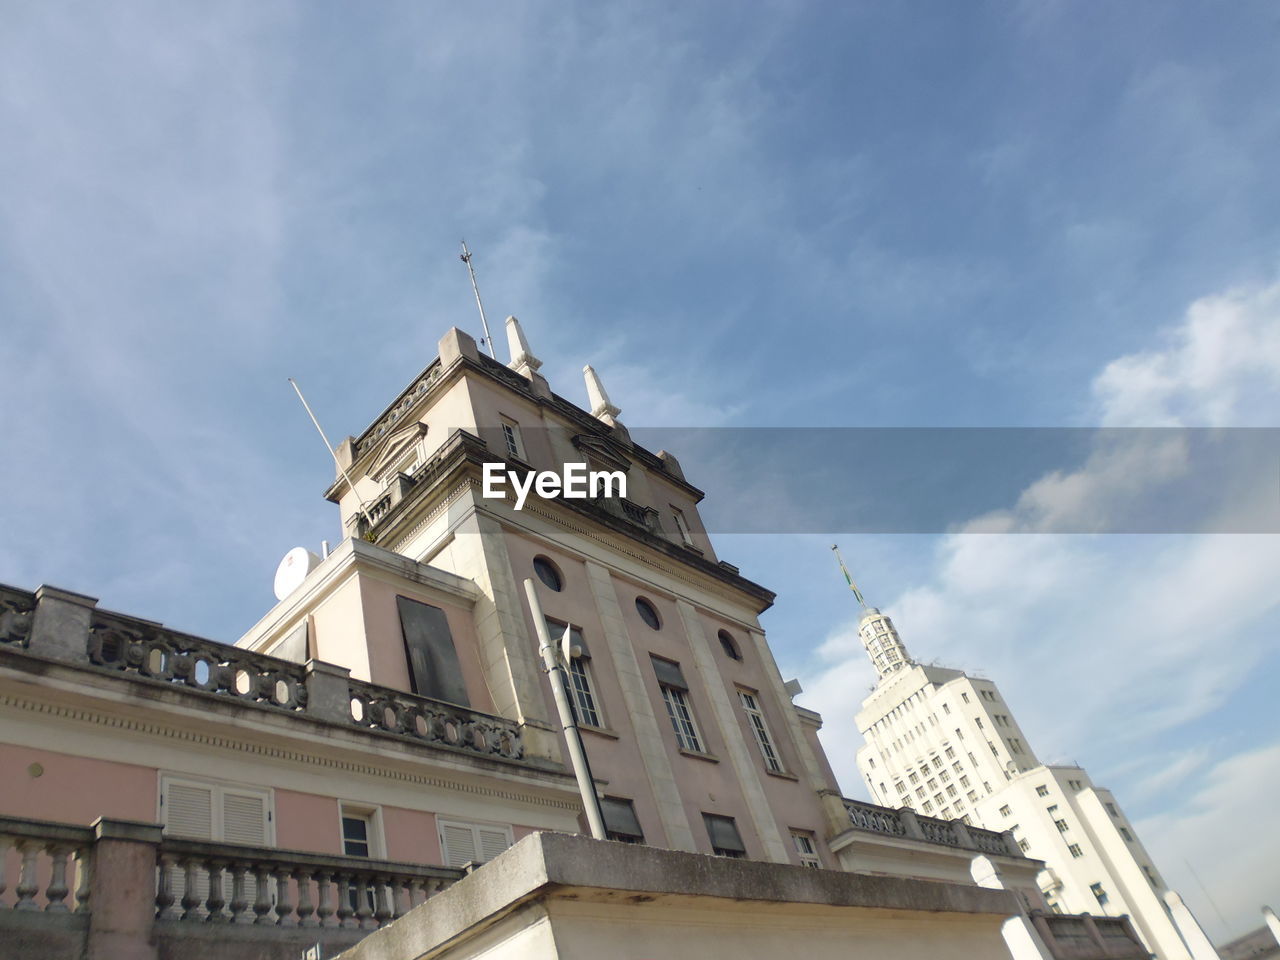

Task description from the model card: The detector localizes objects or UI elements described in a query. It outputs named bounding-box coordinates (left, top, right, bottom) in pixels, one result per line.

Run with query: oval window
left=533, top=556, right=563, bottom=592
left=718, top=630, right=742, bottom=661
left=635, top=597, right=661, bottom=630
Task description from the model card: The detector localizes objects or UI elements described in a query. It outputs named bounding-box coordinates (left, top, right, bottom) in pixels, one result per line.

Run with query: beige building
left=0, top=317, right=1150, bottom=960
left=852, top=601, right=1220, bottom=960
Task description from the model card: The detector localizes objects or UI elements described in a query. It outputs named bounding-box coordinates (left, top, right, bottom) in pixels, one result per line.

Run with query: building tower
left=848, top=580, right=1216, bottom=960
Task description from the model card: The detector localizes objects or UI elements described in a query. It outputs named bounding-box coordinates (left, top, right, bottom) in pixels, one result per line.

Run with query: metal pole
left=522, top=578, right=608, bottom=840
left=459, top=240, right=497, bottom=359
left=288, top=378, right=375, bottom=528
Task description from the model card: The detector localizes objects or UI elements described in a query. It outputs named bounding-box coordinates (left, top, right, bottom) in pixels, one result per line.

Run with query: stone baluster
left=228, top=861, right=251, bottom=924
left=407, top=878, right=426, bottom=909
left=14, top=840, right=40, bottom=911
left=44, top=845, right=71, bottom=912
left=315, top=872, right=336, bottom=928
left=274, top=867, right=295, bottom=926
left=295, top=869, right=317, bottom=927
left=335, top=874, right=355, bottom=929
left=155, top=855, right=178, bottom=919
left=252, top=866, right=272, bottom=924
left=391, top=879, right=410, bottom=918
left=74, top=847, right=92, bottom=914
left=373, top=876, right=393, bottom=926
left=180, top=859, right=203, bottom=920
left=205, top=860, right=227, bottom=922
left=354, top=875, right=375, bottom=930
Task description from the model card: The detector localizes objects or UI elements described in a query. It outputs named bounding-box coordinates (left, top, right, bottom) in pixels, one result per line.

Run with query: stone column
left=677, top=600, right=790, bottom=864
left=970, top=855, right=1056, bottom=960
left=305, top=660, right=353, bottom=723
left=28, top=585, right=98, bottom=663
left=86, top=818, right=164, bottom=960
left=582, top=560, right=695, bottom=851
left=1163, top=890, right=1224, bottom=960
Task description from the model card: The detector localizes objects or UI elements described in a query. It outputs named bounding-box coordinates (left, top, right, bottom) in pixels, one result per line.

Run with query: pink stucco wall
left=0, top=743, right=156, bottom=825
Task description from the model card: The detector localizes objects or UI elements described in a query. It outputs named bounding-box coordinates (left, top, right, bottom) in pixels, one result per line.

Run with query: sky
left=1, top=0, right=1277, bottom=941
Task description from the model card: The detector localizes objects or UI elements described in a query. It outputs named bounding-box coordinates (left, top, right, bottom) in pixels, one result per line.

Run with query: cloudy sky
left=2, top=0, right=1277, bottom=940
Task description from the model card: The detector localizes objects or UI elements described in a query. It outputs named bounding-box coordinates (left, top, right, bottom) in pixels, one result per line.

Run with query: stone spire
left=583, top=365, right=621, bottom=422
left=504, top=316, right=551, bottom=398
left=505, top=316, right=542, bottom=375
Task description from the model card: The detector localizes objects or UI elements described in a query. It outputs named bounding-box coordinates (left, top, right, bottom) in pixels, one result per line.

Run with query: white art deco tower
left=843, top=558, right=1219, bottom=960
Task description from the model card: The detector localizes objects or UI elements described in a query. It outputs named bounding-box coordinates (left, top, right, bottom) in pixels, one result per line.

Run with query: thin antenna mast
left=459, top=240, right=496, bottom=358
left=288, top=378, right=375, bottom=528
left=831, top=544, right=868, bottom=608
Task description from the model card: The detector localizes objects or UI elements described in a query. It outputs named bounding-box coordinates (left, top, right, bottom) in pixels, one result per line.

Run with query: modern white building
left=851, top=600, right=1217, bottom=960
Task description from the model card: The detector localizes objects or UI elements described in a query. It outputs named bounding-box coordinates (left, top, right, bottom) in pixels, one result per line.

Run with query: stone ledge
left=337, top=831, right=1021, bottom=960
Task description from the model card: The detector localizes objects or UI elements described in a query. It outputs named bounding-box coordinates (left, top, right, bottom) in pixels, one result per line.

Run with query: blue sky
left=2, top=0, right=1277, bottom=940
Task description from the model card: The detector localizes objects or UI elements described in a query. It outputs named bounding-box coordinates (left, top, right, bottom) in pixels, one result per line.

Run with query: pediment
left=368, top=422, right=429, bottom=480
left=571, top=433, right=632, bottom=473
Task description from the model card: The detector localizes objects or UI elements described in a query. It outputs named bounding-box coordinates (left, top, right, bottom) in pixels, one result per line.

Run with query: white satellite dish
left=273, top=547, right=322, bottom=601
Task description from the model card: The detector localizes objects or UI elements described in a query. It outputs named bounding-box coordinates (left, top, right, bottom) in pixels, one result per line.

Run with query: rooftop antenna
left=459, top=240, right=497, bottom=359
left=288, top=377, right=375, bottom=530
left=831, top=544, right=868, bottom=609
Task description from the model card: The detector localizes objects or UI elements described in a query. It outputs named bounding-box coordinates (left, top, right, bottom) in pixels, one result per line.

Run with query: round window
left=533, top=556, right=563, bottom=592
left=635, top=597, right=661, bottom=630
left=718, top=630, right=742, bottom=661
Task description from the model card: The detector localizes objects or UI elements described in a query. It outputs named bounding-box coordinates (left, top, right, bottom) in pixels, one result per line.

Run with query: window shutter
left=165, top=782, right=214, bottom=839
left=222, top=791, right=268, bottom=846
left=650, top=656, right=688, bottom=690
left=440, top=823, right=478, bottom=867
left=477, top=828, right=512, bottom=863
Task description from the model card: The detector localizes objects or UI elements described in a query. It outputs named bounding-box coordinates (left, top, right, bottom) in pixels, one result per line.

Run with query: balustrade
left=155, top=837, right=458, bottom=928
left=86, top=611, right=308, bottom=712
left=841, top=797, right=1019, bottom=857
left=0, top=817, right=92, bottom=913
left=348, top=678, right=524, bottom=761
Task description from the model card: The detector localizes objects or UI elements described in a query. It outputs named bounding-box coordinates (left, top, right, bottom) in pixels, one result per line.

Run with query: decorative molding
left=0, top=692, right=579, bottom=812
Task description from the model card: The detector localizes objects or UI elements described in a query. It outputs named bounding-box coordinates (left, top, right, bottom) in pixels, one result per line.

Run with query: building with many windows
left=852, top=599, right=1219, bottom=960
left=0, top=318, right=1152, bottom=960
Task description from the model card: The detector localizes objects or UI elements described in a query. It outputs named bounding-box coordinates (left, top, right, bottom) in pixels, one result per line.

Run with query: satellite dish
left=273, top=547, right=322, bottom=601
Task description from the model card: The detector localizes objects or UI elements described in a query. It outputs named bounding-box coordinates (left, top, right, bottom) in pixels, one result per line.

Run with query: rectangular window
left=894, top=780, right=905, bottom=794
left=790, top=830, right=821, bottom=868
left=909, top=772, right=920, bottom=785
left=1105, top=802, right=1119, bottom=817
left=1047, top=804, right=1059, bottom=815
left=499, top=417, right=524, bottom=459
left=1090, top=882, right=1109, bottom=906
left=601, top=797, right=645, bottom=844
left=922, top=801, right=933, bottom=813
left=738, top=690, right=783, bottom=773
left=961, top=693, right=970, bottom=703
left=1036, top=784, right=1049, bottom=797
left=1068, top=779, right=1083, bottom=791
left=1142, top=865, right=1158, bottom=887
left=967, top=790, right=978, bottom=803
left=931, top=756, right=943, bottom=770
left=1119, top=827, right=1133, bottom=841
left=652, top=657, right=702, bottom=752
left=942, top=703, right=951, bottom=714
left=1069, top=844, right=1084, bottom=858
left=438, top=819, right=513, bottom=868
left=550, top=619, right=601, bottom=727
left=1055, top=819, right=1069, bottom=833
left=927, top=778, right=938, bottom=791
left=946, top=785, right=957, bottom=798
left=975, top=717, right=984, bottom=729
left=1018, top=838, right=1031, bottom=852
left=944, top=746, right=956, bottom=759
left=160, top=775, right=271, bottom=910
left=398, top=596, right=470, bottom=706
left=703, top=814, right=746, bottom=858
left=340, top=808, right=379, bottom=858
left=670, top=507, right=695, bottom=546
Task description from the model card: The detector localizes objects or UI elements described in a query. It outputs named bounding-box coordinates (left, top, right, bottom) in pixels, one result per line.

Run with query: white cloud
left=806, top=274, right=1280, bottom=896
left=1136, top=741, right=1280, bottom=940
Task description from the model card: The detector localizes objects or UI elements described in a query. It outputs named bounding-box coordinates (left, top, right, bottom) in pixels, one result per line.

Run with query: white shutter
left=477, top=828, right=512, bottom=863
left=164, top=782, right=214, bottom=839
left=222, top=791, right=268, bottom=846
left=439, top=822, right=478, bottom=868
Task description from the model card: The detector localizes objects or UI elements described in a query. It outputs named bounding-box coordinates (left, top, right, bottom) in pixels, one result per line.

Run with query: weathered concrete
left=86, top=818, right=164, bottom=960
left=337, top=831, right=1023, bottom=960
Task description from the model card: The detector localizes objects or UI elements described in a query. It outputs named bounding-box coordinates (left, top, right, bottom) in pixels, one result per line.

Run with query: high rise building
left=850, top=593, right=1211, bottom=960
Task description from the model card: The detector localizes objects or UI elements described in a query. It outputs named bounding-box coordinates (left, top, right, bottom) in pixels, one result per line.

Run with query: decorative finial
left=583, top=365, right=621, bottom=421
left=505, top=316, right=542, bottom=373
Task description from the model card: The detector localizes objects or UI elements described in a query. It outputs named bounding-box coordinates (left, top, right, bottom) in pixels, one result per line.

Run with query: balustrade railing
left=155, top=838, right=459, bottom=928
left=0, top=816, right=92, bottom=913
left=841, top=798, right=1017, bottom=857
left=0, top=583, right=35, bottom=647
left=86, top=611, right=309, bottom=712
left=349, top=679, right=524, bottom=761
left=843, top=799, right=907, bottom=837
